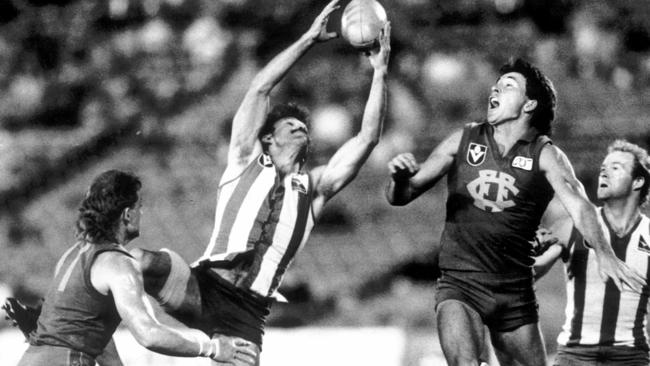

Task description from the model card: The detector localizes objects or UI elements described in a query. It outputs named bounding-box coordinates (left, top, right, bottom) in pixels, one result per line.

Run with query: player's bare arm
left=386, top=128, right=462, bottom=205
left=533, top=197, right=571, bottom=280
left=227, top=0, right=340, bottom=172
left=311, top=22, right=390, bottom=216
left=540, top=144, right=645, bottom=292
left=91, top=252, right=257, bottom=365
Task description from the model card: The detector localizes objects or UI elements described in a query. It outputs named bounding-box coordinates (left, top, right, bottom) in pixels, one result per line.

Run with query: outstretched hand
left=305, top=0, right=340, bottom=42
left=210, top=334, right=259, bottom=366
left=2, top=297, right=41, bottom=340
left=531, top=227, right=559, bottom=256
left=597, top=253, right=646, bottom=293
left=388, top=152, right=420, bottom=181
left=367, top=21, right=391, bottom=71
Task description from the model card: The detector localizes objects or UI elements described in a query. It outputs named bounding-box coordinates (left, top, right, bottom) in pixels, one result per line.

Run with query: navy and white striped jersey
left=191, top=154, right=315, bottom=299
left=558, top=208, right=650, bottom=350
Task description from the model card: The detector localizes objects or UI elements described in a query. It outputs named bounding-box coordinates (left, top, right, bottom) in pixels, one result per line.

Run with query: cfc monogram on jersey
left=438, top=122, right=554, bottom=273
left=466, top=170, right=519, bottom=212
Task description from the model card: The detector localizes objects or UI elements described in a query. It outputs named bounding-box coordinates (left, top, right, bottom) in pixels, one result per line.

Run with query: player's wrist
left=198, top=339, right=218, bottom=358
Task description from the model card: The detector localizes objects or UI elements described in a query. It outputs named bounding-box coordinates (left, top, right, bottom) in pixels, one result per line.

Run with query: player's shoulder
left=94, top=248, right=137, bottom=274
left=539, top=143, right=570, bottom=167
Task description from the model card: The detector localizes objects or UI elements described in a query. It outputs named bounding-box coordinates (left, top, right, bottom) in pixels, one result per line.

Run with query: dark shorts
left=182, top=265, right=272, bottom=348
left=435, top=270, right=538, bottom=332
left=554, top=344, right=650, bottom=366
left=18, top=345, right=95, bottom=366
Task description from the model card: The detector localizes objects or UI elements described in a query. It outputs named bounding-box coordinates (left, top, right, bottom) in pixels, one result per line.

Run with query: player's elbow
left=132, top=324, right=165, bottom=351
left=248, top=76, right=274, bottom=96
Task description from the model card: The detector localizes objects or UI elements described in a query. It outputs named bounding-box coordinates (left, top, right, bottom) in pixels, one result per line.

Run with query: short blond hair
left=607, top=139, right=650, bottom=207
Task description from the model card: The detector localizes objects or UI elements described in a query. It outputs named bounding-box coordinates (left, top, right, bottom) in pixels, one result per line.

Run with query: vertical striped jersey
left=192, top=154, right=315, bottom=299
left=558, top=208, right=650, bottom=350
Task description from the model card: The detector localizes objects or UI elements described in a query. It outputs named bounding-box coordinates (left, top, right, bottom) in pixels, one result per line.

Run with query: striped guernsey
left=558, top=208, right=650, bottom=350
left=191, top=154, right=315, bottom=299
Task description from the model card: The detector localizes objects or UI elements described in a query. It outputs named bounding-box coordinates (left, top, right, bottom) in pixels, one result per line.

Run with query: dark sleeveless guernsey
left=30, top=241, right=132, bottom=357
left=439, top=122, right=554, bottom=275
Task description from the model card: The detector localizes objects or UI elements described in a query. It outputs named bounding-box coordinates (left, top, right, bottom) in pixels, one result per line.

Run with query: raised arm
left=385, top=128, right=463, bottom=206
left=311, top=22, right=391, bottom=215
left=91, top=252, right=256, bottom=365
left=228, top=0, right=340, bottom=170
left=540, top=144, right=645, bottom=292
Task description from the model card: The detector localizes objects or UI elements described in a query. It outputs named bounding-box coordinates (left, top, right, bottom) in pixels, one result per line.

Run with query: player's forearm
left=133, top=323, right=211, bottom=358
left=249, top=34, right=315, bottom=95
left=573, top=201, right=614, bottom=257
left=533, top=244, right=563, bottom=281
left=358, top=69, right=387, bottom=146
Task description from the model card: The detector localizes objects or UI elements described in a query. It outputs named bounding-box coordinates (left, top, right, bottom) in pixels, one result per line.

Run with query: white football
left=341, top=0, right=387, bottom=50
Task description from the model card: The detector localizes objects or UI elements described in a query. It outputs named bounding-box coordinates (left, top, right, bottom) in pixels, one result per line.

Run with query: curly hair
left=499, top=58, right=557, bottom=136
left=607, top=140, right=650, bottom=207
left=258, top=102, right=311, bottom=152
left=75, top=170, right=141, bottom=244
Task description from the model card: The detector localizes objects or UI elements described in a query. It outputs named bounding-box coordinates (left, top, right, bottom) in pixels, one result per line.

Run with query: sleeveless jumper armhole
left=83, top=246, right=134, bottom=300
left=532, top=135, right=552, bottom=174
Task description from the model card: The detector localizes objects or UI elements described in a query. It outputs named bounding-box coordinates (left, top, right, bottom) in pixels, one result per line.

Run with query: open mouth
left=488, top=97, right=499, bottom=109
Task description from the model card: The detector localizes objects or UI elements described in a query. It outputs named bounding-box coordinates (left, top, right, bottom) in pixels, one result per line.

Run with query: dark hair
left=259, top=103, right=311, bottom=152
left=607, top=140, right=650, bottom=207
left=499, top=58, right=557, bottom=136
left=76, top=170, right=142, bottom=243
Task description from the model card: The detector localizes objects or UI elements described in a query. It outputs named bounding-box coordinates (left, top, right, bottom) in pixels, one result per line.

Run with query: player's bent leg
left=130, top=248, right=202, bottom=320
left=490, top=322, right=546, bottom=366
left=437, top=299, right=487, bottom=366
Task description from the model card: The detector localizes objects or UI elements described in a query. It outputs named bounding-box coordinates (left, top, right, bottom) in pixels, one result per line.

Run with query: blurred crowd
left=0, top=0, right=649, bottom=325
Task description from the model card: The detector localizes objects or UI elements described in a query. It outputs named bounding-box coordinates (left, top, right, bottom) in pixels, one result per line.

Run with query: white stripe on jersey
left=192, top=155, right=315, bottom=298
left=223, top=167, right=275, bottom=254
left=558, top=210, right=650, bottom=347
left=204, top=177, right=237, bottom=256
left=251, top=174, right=312, bottom=295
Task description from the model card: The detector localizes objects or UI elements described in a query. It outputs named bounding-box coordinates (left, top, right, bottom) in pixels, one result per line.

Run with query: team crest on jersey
left=291, top=177, right=307, bottom=195
left=259, top=154, right=274, bottom=167
left=512, top=156, right=533, bottom=171
left=638, top=236, right=650, bottom=254
left=466, top=169, right=520, bottom=212
left=467, top=143, right=488, bottom=166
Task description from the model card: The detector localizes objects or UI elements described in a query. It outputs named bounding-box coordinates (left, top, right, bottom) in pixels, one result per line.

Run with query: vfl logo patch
left=467, top=143, right=488, bottom=166
left=259, top=154, right=274, bottom=167
left=466, top=169, right=520, bottom=212
left=291, top=177, right=307, bottom=195
left=638, top=236, right=650, bottom=254
left=512, top=156, right=533, bottom=171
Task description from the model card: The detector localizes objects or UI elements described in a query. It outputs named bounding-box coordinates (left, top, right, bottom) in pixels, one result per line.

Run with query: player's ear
left=122, top=207, right=134, bottom=223
left=261, top=133, right=273, bottom=144
left=632, top=176, right=645, bottom=191
left=524, top=99, right=537, bottom=113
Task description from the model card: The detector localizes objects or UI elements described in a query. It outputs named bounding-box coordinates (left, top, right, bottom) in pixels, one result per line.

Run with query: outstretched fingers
left=600, top=260, right=646, bottom=293
left=620, top=265, right=646, bottom=293
left=232, top=339, right=257, bottom=358
left=313, top=0, right=340, bottom=41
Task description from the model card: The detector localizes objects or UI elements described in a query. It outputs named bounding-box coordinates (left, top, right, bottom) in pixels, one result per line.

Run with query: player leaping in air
left=385, top=58, right=645, bottom=366
left=128, top=1, right=390, bottom=364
